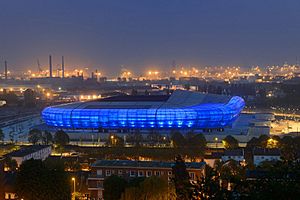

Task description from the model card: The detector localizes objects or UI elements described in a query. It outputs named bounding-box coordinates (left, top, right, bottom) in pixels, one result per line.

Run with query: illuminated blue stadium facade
left=42, top=90, right=245, bottom=130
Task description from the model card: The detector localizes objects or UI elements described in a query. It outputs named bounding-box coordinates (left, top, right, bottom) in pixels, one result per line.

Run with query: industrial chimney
left=62, top=56, right=65, bottom=78
left=49, top=55, right=52, bottom=78
left=4, top=60, right=7, bottom=80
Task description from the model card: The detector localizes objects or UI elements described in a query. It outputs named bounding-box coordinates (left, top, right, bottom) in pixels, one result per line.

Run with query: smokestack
left=49, top=55, right=52, bottom=78
left=62, top=56, right=65, bottom=78
left=4, top=60, right=7, bottom=80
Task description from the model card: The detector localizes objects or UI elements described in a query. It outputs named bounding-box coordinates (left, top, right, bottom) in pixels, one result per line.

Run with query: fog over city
left=1, top=0, right=300, bottom=75
left=1, top=1, right=300, bottom=200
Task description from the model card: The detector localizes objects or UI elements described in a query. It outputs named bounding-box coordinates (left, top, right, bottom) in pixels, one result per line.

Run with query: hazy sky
left=0, top=0, right=300, bottom=76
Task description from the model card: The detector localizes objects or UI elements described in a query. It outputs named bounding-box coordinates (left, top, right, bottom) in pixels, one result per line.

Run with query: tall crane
left=37, top=59, right=43, bottom=72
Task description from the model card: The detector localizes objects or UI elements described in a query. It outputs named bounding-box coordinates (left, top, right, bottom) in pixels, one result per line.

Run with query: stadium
left=42, top=90, right=245, bottom=131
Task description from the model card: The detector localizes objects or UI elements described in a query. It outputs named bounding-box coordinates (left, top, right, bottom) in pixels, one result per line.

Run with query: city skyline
left=1, top=0, right=300, bottom=75
left=1, top=1, right=300, bottom=200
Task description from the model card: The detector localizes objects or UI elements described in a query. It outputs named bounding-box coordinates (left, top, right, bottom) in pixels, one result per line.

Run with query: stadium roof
left=42, top=90, right=245, bottom=129
left=97, top=95, right=170, bottom=102
left=52, top=90, right=231, bottom=109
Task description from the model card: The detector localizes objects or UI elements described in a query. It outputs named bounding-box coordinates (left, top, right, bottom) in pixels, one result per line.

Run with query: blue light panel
left=42, top=96, right=245, bottom=129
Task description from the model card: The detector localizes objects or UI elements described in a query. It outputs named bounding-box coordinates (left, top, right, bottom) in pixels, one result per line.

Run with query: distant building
left=204, top=112, right=274, bottom=144
left=222, top=149, right=245, bottom=163
left=5, top=145, right=51, bottom=166
left=87, top=160, right=206, bottom=200
left=253, top=148, right=281, bottom=166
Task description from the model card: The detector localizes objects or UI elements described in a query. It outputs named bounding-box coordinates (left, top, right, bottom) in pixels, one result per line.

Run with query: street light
left=214, top=137, right=218, bottom=148
left=72, top=177, right=76, bottom=196
left=110, top=135, right=116, bottom=146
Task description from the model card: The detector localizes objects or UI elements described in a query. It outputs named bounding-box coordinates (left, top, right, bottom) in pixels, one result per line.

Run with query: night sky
left=1, top=0, right=300, bottom=76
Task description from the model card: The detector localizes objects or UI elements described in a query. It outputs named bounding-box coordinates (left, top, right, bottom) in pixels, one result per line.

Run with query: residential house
left=88, top=160, right=206, bottom=200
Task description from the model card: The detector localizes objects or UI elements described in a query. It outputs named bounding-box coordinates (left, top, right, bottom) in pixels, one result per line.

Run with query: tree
left=104, top=175, right=127, bottom=200
left=4, top=157, right=18, bottom=171
left=145, top=89, right=150, bottom=96
left=223, top=135, right=239, bottom=149
left=121, top=186, right=141, bottom=200
left=16, top=159, right=45, bottom=200
left=185, top=131, right=196, bottom=144
left=133, top=130, right=143, bottom=147
left=28, top=129, right=42, bottom=144
left=16, top=159, right=71, bottom=200
left=126, top=130, right=143, bottom=147
left=184, top=84, right=191, bottom=91
left=131, top=89, right=138, bottom=95
left=43, top=158, right=71, bottom=200
left=281, top=136, right=298, bottom=162
left=246, top=137, right=259, bottom=150
left=107, top=134, right=124, bottom=147
left=185, top=132, right=207, bottom=161
left=220, top=160, right=245, bottom=186
left=189, top=133, right=207, bottom=149
left=64, top=160, right=81, bottom=172
left=0, top=128, right=4, bottom=143
left=172, top=155, right=193, bottom=200
left=195, top=165, right=226, bottom=200
left=140, top=176, right=171, bottom=200
left=171, top=131, right=186, bottom=148
left=121, top=176, right=176, bottom=200
left=242, top=161, right=300, bottom=199
left=42, top=131, right=53, bottom=145
left=257, top=134, right=270, bottom=148
left=147, top=130, right=161, bottom=145
left=54, top=130, right=70, bottom=146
